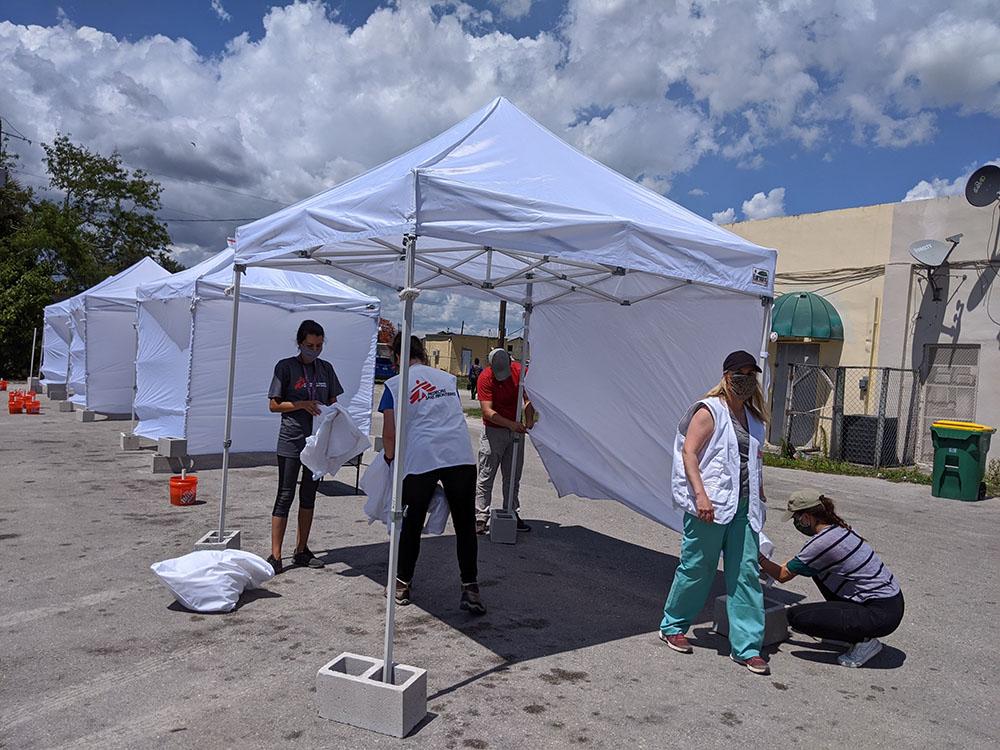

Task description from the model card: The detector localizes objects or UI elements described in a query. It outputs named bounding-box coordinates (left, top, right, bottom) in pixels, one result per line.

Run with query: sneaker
left=731, top=654, right=770, bottom=675
left=659, top=632, right=693, bottom=653
left=266, top=554, right=283, bottom=575
left=394, top=579, right=412, bottom=606
left=292, top=546, right=326, bottom=568
left=837, top=638, right=883, bottom=668
left=476, top=519, right=489, bottom=535
left=515, top=515, right=532, bottom=532
left=460, top=583, right=487, bottom=615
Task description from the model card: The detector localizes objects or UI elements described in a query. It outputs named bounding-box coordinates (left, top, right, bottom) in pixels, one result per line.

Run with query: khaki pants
left=475, top=425, right=525, bottom=521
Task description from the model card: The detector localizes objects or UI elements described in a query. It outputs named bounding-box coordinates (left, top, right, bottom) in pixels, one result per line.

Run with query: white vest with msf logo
left=671, top=396, right=765, bottom=532
left=384, top=364, right=476, bottom=478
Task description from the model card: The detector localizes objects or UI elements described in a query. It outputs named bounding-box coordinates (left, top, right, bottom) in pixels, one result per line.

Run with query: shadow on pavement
left=165, top=587, right=283, bottom=614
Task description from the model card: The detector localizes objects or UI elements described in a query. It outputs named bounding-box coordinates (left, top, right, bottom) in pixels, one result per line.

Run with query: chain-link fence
left=778, top=364, right=921, bottom=468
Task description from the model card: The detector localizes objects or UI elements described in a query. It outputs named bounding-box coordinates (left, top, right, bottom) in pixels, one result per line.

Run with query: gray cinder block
left=58, top=401, right=74, bottom=412
left=194, top=529, right=241, bottom=551
left=489, top=508, right=517, bottom=545
left=713, top=594, right=789, bottom=647
left=120, top=432, right=142, bottom=451
left=157, top=437, right=188, bottom=458
left=316, top=652, right=427, bottom=738
left=45, top=383, right=67, bottom=400
left=76, top=410, right=97, bottom=422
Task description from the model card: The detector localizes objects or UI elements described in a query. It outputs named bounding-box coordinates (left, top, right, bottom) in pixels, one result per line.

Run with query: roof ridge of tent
left=414, top=97, right=503, bottom=171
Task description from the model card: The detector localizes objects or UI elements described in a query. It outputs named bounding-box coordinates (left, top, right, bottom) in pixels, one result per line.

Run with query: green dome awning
left=771, top=291, right=844, bottom=341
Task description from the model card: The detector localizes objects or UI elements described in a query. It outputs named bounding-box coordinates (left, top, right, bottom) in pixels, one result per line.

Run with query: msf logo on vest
left=410, top=379, right=452, bottom=404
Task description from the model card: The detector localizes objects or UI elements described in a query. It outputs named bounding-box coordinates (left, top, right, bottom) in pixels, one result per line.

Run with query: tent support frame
left=216, top=264, right=245, bottom=546
left=381, top=233, right=418, bottom=684
left=503, top=281, right=533, bottom=515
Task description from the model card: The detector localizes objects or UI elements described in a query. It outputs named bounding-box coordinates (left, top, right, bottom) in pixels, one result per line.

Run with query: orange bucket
left=25, top=400, right=40, bottom=414
left=0, top=379, right=7, bottom=390
left=169, top=475, right=198, bottom=506
left=9, top=398, right=23, bottom=415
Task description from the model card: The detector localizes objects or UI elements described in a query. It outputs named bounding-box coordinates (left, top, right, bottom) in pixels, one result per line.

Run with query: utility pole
left=497, top=301, right=507, bottom=348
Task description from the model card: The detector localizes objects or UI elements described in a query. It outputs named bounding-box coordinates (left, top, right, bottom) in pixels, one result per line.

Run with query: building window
left=918, top=344, right=980, bottom=462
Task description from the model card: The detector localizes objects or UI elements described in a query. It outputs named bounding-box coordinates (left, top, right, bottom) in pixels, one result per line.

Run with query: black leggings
left=397, top=464, right=478, bottom=585
left=272, top=455, right=320, bottom=518
left=787, top=578, right=904, bottom=644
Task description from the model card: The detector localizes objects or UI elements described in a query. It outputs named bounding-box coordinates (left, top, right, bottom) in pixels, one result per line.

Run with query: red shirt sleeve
left=477, top=369, right=494, bottom=402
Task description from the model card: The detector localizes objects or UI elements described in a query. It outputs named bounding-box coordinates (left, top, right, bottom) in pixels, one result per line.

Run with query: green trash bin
left=930, top=420, right=995, bottom=501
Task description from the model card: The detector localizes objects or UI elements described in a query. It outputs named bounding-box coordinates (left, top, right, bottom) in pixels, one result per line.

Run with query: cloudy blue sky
left=2, top=0, right=998, bottom=333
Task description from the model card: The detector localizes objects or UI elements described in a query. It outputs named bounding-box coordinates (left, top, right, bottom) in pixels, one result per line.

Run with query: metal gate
left=781, top=364, right=921, bottom=468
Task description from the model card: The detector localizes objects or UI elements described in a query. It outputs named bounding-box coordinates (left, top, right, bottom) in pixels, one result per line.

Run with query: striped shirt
left=788, top=526, right=900, bottom=603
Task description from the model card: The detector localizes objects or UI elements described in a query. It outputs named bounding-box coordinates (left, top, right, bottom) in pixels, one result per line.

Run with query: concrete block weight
left=712, top=594, right=789, bottom=647
left=194, top=529, right=241, bottom=551
left=489, top=508, right=517, bottom=545
left=157, top=438, right=188, bottom=458
left=316, top=653, right=427, bottom=738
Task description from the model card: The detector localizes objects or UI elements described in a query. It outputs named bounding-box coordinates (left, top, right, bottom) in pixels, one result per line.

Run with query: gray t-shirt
left=730, top=412, right=750, bottom=501
left=268, top=357, right=344, bottom=457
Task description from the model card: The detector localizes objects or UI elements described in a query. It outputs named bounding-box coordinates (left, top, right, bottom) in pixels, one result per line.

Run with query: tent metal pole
left=130, top=320, right=138, bottom=434
left=503, top=282, right=532, bottom=512
left=382, top=234, right=418, bottom=684
left=759, top=296, right=774, bottom=398
left=217, top=264, right=244, bottom=544
left=29, top=327, right=37, bottom=383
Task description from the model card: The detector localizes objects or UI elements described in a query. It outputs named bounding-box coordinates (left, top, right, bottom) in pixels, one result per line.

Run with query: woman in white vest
left=659, top=350, right=770, bottom=675
left=378, top=333, right=485, bottom=614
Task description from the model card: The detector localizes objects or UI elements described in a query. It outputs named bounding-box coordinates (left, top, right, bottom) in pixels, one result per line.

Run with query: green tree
left=0, top=134, right=182, bottom=378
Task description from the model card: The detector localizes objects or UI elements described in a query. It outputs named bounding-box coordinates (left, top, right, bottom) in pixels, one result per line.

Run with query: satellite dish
left=909, top=239, right=953, bottom=267
left=965, top=164, right=1000, bottom=207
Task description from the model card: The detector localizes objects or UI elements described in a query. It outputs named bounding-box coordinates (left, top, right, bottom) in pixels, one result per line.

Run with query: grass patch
left=763, top=453, right=932, bottom=486
left=464, top=407, right=483, bottom=420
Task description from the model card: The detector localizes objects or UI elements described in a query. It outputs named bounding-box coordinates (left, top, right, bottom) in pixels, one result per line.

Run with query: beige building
left=421, top=332, right=525, bottom=377
left=724, top=194, right=999, bottom=462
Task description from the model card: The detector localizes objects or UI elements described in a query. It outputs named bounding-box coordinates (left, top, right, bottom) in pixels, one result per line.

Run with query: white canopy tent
left=233, top=97, right=777, bottom=681
left=134, top=248, right=380, bottom=455
left=41, top=257, right=167, bottom=387
left=67, top=257, right=172, bottom=413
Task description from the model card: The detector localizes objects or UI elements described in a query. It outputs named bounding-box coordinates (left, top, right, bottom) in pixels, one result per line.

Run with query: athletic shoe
left=476, top=519, right=489, bottom=535
left=659, top=632, right=693, bottom=653
left=293, top=546, right=326, bottom=568
left=515, top=515, right=532, bottom=532
left=394, top=579, right=411, bottom=606
left=731, top=654, right=770, bottom=675
left=459, top=583, right=487, bottom=615
left=837, top=638, right=883, bottom=668
left=266, top=554, right=283, bottom=575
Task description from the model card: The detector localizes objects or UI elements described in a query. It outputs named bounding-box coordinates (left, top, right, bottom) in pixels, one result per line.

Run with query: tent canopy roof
left=235, top=97, right=776, bottom=306
left=138, top=247, right=381, bottom=316
left=46, top=257, right=168, bottom=317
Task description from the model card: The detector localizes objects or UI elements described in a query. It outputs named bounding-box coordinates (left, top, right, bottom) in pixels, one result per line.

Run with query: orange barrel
left=169, top=475, right=198, bottom=506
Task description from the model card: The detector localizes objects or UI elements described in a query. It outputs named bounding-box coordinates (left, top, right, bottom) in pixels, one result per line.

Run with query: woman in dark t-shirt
left=266, top=319, right=344, bottom=573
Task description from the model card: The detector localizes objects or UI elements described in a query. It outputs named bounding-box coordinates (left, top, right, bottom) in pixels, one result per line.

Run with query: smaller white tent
left=41, top=257, right=167, bottom=386
left=134, top=249, right=380, bottom=455
left=67, top=257, right=172, bottom=412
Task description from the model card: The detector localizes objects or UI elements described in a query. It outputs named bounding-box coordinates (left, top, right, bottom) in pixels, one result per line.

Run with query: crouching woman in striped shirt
left=759, top=490, right=904, bottom=668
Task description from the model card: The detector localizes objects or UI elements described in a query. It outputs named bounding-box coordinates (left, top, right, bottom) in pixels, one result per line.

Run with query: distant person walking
left=659, top=350, right=771, bottom=675
left=468, top=358, right=483, bottom=400
left=759, top=490, right=904, bottom=668
left=266, top=320, right=344, bottom=574
left=475, top=348, right=535, bottom=535
left=379, top=333, right=485, bottom=614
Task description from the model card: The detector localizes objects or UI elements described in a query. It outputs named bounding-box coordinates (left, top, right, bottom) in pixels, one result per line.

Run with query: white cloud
left=902, top=157, right=1000, bottom=202
left=492, top=0, right=534, bottom=20
left=742, top=187, right=786, bottom=220
left=210, top=1, right=231, bottom=22
left=688, top=188, right=706, bottom=196
left=712, top=207, right=736, bottom=224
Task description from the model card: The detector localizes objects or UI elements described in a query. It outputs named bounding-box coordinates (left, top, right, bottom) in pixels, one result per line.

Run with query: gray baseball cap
left=487, top=348, right=512, bottom=381
left=781, top=489, right=827, bottom=521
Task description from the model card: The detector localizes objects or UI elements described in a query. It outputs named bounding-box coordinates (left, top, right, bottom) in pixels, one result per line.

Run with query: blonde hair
left=706, top=373, right=768, bottom=424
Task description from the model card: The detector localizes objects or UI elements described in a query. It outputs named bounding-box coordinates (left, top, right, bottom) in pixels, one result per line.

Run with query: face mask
left=793, top=516, right=815, bottom=536
left=298, top=345, right=321, bottom=363
left=730, top=372, right=757, bottom=399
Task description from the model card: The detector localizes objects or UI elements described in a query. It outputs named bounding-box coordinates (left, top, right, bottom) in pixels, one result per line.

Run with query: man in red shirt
left=475, top=348, right=535, bottom=534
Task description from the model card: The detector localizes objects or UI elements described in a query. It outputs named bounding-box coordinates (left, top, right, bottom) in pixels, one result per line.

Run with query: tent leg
left=502, top=283, right=533, bottom=516
left=29, top=326, right=37, bottom=382
left=382, top=234, right=419, bottom=684
left=130, top=320, right=138, bottom=435
left=759, top=296, right=774, bottom=401
left=213, top=265, right=244, bottom=549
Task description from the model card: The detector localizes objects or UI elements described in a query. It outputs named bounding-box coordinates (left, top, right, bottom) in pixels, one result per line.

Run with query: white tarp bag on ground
left=150, top=549, right=274, bottom=613
left=361, top=450, right=449, bottom=535
left=300, top=403, right=370, bottom=480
